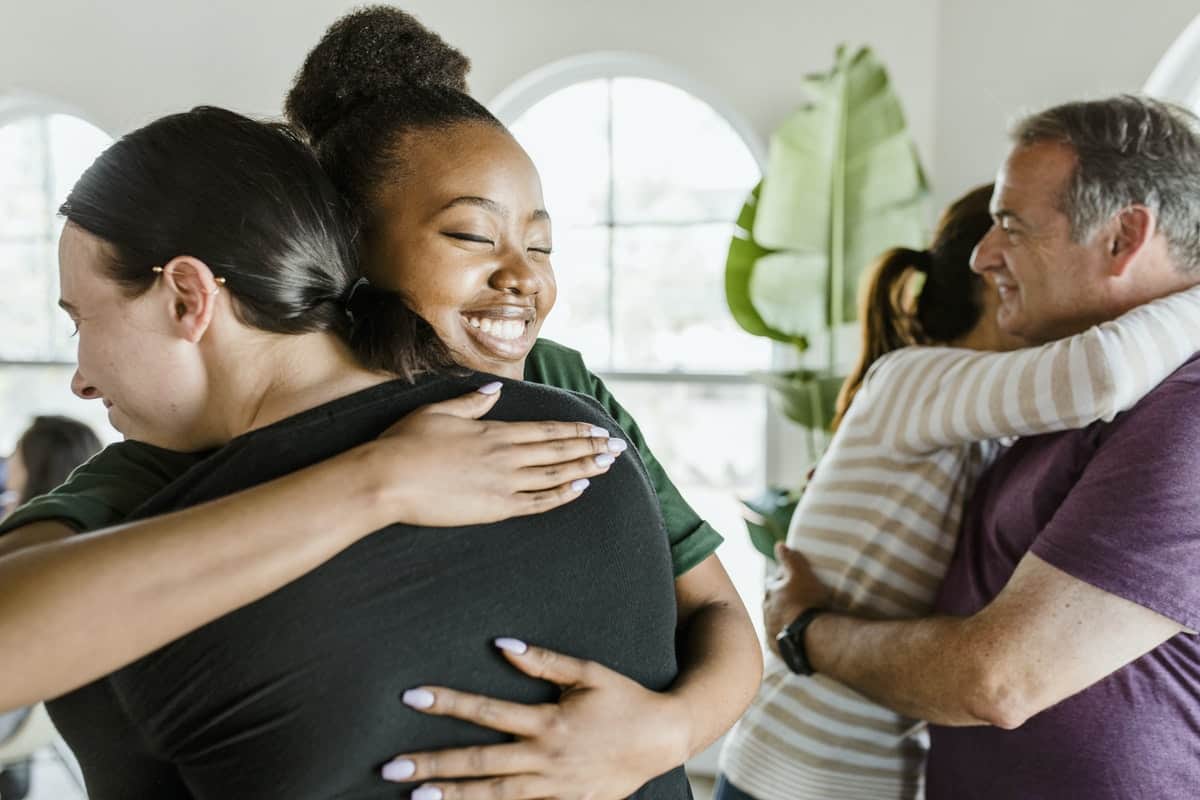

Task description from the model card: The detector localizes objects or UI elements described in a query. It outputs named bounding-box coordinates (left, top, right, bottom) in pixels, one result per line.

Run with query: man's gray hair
left=1013, top=95, right=1200, bottom=272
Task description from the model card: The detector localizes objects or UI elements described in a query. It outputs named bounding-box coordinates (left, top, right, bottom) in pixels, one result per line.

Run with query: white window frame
left=491, top=51, right=767, bottom=166
left=490, top=48, right=778, bottom=439
left=493, top=55, right=781, bottom=778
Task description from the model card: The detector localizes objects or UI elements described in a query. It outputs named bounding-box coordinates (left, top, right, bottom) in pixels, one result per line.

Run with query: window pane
left=0, top=242, right=62, bottom=360
left=605, top=378, right=768, bottom=637
left=0, top=111, right=112, bottom=362
left=0, top=117, right=50, bottom=239
left=509, top=79, right=611, bottom=228
left=537, top=225, right=613, bottom=368
left=0, top=364, right=117, bottom=453
left=611, top=223, right=770, bottom=372
left=48, top=114, right=112, bottom=205
left=611, top=78, right=759, bottom=224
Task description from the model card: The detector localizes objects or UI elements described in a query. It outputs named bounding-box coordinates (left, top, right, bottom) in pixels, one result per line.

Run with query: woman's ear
left=156, top=256, right=223, bottom=343
left=1105, top=205, right=1156, bottom=278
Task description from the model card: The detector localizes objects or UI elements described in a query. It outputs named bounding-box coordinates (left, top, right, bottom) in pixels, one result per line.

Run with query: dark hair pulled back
left=284, top=6, right=504, bottom=225
left=834, top=183, right=995, bottom=428
left=59, top=105, right=451, bottom=380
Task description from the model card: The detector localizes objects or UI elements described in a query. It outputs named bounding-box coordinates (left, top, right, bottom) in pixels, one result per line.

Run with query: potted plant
left=726, top=45, right=930, bottom=558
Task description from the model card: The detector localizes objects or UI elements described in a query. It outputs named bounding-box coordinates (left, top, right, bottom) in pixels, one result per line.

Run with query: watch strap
left=776, top=607, right=826, bottom=676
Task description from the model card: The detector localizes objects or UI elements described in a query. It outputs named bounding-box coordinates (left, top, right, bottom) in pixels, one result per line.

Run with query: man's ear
left=1105, top=205, right=1156, bottom=278
left=156, top=256, right=223, bottom=344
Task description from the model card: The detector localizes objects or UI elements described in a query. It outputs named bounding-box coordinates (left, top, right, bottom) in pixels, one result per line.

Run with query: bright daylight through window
left=506, top=73, right=770, bottom=626
left=0, top=108, right=115, bottom=448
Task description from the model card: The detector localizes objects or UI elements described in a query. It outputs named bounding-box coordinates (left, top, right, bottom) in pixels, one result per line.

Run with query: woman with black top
left=2, top=9, right=761, bottom=799
left=282, top=13, right=760, bottom=798
left=43, top=106, right=690, bottom=799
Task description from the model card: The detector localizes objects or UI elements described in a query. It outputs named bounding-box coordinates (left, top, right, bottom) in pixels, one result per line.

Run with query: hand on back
left=373, top=382, right=628, bottom=527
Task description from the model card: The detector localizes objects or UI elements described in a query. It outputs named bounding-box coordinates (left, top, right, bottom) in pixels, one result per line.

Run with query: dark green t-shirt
left=1, top=339, right=721, bottom=577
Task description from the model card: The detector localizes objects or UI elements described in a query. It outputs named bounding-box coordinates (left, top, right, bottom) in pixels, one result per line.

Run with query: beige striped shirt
left=720, top=285, right=1200, bottom=800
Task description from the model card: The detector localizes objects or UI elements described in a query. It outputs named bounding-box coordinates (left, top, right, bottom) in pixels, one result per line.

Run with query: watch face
left=777, top=629, right=811, bottom=676
left=778, top=610, right=824, bottom=676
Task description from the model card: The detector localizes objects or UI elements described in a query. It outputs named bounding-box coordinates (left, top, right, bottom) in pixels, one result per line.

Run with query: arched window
left=0, top=95, right=116, bottom=449
left=493, top=54, right=770, bottom=628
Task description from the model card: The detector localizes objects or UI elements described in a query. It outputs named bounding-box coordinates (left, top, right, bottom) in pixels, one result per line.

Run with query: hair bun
left=285, top=5, right=471, bottom=143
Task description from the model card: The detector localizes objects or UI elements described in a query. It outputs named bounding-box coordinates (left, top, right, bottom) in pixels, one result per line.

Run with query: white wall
left=932, top=0, right=1199, bottom=207
left=9, top=0, right=1195, bottom=253
left=0, top=0, right=940, bottom=162
left=5, top=0, right=1199, bottom=480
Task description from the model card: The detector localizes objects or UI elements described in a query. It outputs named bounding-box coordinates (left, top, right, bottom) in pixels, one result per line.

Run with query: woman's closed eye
left=443, top=232, right=494, bottom=246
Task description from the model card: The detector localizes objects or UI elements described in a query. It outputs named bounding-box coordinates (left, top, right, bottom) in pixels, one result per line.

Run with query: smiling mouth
left=460, top=309, right=536, bottom=358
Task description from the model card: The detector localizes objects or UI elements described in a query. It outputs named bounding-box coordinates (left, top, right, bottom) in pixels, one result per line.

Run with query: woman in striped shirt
left=718, top=183, right=1200, bottom=800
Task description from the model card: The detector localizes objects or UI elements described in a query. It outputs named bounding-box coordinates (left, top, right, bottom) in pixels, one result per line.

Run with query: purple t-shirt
left=927, top=355, right=1200, bottom=799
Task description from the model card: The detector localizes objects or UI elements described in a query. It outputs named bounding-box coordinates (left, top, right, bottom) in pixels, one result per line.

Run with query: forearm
left=807, top=612, right=994, bottom=727
left=668, top=588, right=763, bottom=761
left=0, top=440, right=396, bottom=710
left=671, top=602, right=763, bottom=756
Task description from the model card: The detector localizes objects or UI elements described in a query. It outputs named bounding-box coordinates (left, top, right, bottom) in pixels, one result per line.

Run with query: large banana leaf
left=725, top=184, right=819, bottom=348
left=725, top=45, right=929, bottom=350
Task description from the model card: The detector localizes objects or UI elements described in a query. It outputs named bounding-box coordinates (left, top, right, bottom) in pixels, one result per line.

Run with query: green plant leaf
left=748, top=251, right=827, bottom=340
left=740, top=487, right=800, bottom=561
left=724, top=184, right=809, bottom=346
left=739, top=45, right=930, bottom=328
left=754, top=369, right=846, bottom=431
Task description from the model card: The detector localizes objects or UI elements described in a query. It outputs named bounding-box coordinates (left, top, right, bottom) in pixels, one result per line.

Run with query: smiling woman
left=361, top=125, right=557, bottom=378
left=30, top=104, right=690, bottom=800
left=278, top=11, right=761, bottom=795
left=0, top=7, right=761, bottom=800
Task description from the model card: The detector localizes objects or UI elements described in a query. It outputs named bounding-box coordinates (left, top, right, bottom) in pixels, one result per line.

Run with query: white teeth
left=465, top=316, right=525, bottom=341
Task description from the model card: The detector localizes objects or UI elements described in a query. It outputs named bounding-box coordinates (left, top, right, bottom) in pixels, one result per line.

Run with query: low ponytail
left=833, top=248, right=929, bottom=430
left=344, top=284, right=455, bottom=381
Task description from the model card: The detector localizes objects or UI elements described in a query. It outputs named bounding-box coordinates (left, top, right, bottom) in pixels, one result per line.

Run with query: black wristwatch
left=776, top=607, right=826, bottom=676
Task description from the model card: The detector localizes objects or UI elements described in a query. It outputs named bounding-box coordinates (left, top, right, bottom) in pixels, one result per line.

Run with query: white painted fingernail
left=476, top=381, right=502, bottom=395
left=412, top=785, right=443, bottom=800
left=381, top=759, right=415, bottom=781
left=495, top=637, right=529, bottom=654
left=595, top=453, right=615, bottom=467
left=570, top=478, right=590, bottom=492
left=402, top=688, right=435, bottom=709
left=607, top=438, right=628, bottom=453
left=588, top=425, right=609, bottom=438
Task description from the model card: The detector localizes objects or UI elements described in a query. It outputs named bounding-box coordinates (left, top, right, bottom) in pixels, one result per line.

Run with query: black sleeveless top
left=48, top=373, right=689, bottom=799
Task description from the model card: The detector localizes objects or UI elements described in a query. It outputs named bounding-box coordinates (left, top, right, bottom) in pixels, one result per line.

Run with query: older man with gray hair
left=766, top=94, right=1200, bottom=798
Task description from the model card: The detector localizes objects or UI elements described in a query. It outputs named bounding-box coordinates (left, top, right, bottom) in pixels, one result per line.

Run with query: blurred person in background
left=0, top=415, right=100, bottom=800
